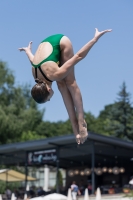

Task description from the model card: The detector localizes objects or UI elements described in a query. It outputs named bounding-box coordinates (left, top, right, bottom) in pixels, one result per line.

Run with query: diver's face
left=44, top=83, right=54, bottom=102
left=43, top=88, right=54, bottom=103
left=46, top=89, right=54, bottom=101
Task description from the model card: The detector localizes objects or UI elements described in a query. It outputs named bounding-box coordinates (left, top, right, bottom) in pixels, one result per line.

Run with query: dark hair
left=31, top=79, right=49, bottom=104
left=72, top=181, right=76, bottom=184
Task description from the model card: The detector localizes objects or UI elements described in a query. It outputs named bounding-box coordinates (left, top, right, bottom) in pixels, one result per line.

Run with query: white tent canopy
left=31, top=193, right=67, bottom=200
left=43, top=193, right=67, bottom=200
left=0, top=169, right=36, bottom=182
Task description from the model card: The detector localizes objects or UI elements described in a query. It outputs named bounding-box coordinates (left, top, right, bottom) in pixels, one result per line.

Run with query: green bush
left=0, top=181, right=21, bottom=194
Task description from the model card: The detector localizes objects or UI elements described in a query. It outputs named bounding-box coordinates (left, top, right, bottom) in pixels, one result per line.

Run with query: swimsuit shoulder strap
left=38, top=66, right=53, bottom=82
left=34, top=66, right=53, bottom=83
left=35, top=68, right=37, bottom=79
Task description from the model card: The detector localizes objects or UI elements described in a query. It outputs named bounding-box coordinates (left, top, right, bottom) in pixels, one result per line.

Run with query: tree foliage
left=104, top=82, right=133, bottom=140
left=0, top=61, right=133, bottom=144
left=0, top=61, right=44, bottom=144
left=0, top=61, right=73, bottom=144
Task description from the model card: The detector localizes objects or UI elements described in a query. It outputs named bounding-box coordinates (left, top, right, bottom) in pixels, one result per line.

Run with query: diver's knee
left=56, top=80, right=66, bottom=91
left=65, top=79, right=76, bottom=88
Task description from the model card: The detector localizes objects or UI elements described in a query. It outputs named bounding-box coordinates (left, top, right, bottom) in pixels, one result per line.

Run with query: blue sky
left=0, top=1, right=133, bottom=122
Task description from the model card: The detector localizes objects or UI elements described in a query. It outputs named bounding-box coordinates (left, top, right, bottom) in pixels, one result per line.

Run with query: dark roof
left=0, top=132, right=133, bottom=168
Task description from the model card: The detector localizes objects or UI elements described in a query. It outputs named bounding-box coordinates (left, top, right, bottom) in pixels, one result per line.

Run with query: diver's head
left=31, top=79, right=54, bottom=104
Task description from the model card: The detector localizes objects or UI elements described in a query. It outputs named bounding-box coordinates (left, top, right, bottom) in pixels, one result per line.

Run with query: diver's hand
left=94, top=28, right=112, bottom=41
left=18, top=41, right=33, bottom=53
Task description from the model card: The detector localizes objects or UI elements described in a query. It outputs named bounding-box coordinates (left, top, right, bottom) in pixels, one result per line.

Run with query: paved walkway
left=78, top=193, right=132, bottom=200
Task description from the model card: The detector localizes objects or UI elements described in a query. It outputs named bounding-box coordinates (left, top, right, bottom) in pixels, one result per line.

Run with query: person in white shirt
left=71, top=181, right=80, bottom=200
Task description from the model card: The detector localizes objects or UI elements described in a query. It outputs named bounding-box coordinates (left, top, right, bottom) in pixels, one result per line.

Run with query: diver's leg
left=56, top=80, right=80, bottom=144
left=60, top=36, right=88, bottom=144
left=64, top=68, right=88, bottom=144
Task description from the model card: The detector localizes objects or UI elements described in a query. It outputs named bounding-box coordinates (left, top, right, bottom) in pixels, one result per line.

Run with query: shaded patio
left=0, top=132, right=133, bottom=194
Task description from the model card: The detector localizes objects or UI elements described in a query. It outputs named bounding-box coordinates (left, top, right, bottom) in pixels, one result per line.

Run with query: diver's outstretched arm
left=18, top=41, right=34, bottom=64
left=53, top=28, right=112, bottom=81
left=76, top=28, right=112, bottom=60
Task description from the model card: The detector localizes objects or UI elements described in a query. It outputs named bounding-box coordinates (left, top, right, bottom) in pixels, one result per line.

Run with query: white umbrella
left=67, top=189, right=72, bottom=200
left=26, top=184, right=30, bottom=191
left=24, top=193, right=27, bottom=200
left=129, top=179, right=133, bottom=184
left=95, top=188, right=101, bottom=200
left=30, top=197, right=43, bottom=200
left=43, top=193, right=67, bottom=200
left=31, top=194, right=67, bottom=200
left=11, top=193, right=16, bottom=200
left=84, top=188, right=89, bottom=200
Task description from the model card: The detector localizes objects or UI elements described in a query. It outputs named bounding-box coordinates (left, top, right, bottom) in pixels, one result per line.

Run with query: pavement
left=78, top=193, right=132, bottom=200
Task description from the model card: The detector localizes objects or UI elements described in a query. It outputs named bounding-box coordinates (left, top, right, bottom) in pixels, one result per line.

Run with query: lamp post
left=91, top=141, right=95, bottom=194
left=56, top=147, right=60, bottom=193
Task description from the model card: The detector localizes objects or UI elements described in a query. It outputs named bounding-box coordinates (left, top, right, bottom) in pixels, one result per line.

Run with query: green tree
left=105, top=82, right=133, bottom=140
left=0, top=61, right=46, bottom=144
left=55, top=170, right=63, bottom=191
left=58, top=170, right=63, bottom=190
left=0, top=61, right=76, bottom=144
left=4, top=60, right=133, bottom=144
left=96, top=104, right=116, bottom=136
left=84, top=111, right=111, bottom=136
left=84, top=112, right=97, bottom=132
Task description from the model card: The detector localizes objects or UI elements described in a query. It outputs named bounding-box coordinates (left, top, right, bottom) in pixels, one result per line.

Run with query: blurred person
left=71, top=181, right=81, bottom=200
left=5, top=188, right=12, bottom=200
left=88, top=183, right=92, bottom=194
left=13, top=188, right=20, bottom=199
left=79, top=179, right=86, bottom=195
left=37, top=186, right=46, bottom=196
left=27, top=186, right=36, bottom=198
left=19, top=28, right=112, bottom=145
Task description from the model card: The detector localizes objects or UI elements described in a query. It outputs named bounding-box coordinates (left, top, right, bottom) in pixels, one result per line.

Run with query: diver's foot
left=79, top=120, right=88, bottom=144
left=75, top=134, right=81, bottom=145
left=80, top=130, right=88, bottom=144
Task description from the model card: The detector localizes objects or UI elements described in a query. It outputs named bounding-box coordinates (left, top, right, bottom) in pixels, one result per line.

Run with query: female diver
left=19, top=28, right=112, bottom=145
